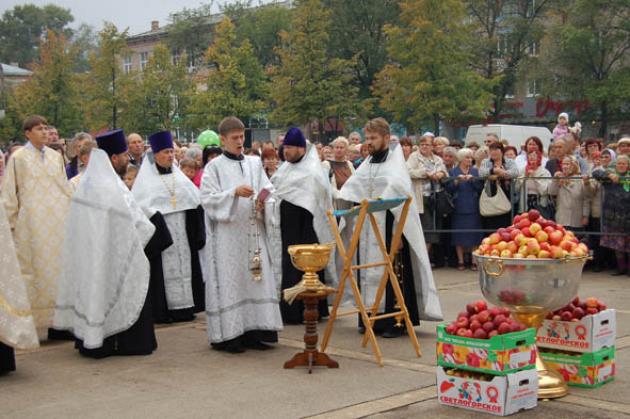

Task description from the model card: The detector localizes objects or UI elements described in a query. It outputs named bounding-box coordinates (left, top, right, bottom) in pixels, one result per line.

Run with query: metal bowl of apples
left=473, top=209, right=590, bottom=314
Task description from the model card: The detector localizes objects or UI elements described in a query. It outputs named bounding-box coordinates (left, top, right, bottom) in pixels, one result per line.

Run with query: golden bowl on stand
left=474, top=254, right=589, bottom=399
left=288, top=243, right=335, bottom=294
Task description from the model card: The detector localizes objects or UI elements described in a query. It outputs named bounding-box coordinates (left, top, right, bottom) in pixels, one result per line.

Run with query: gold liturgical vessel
left=283, top=243, right=338, bottom=373
left=474, top=254, right=589, bottom=399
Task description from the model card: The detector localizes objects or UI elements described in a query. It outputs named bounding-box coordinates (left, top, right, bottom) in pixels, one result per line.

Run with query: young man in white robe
left=339, top=118, right=443, bottom=338
left=200, top=116, right=282, bottom=353
left=269, top=127, right=336, bottom=323
left=133, top=131, right=206, bottom=323
left=53, top=132, right=158, bottom=358
left=1, top=115, right=73, bottom=341
left=1, top=202, right=39, bottom=374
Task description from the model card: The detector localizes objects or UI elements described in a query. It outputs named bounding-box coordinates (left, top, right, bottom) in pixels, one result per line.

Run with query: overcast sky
left=0, top=1, right=269, bottom=35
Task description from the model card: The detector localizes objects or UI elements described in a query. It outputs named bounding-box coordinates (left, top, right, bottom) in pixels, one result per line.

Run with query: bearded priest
left=132, top=131, right=206, bottom=323
left=339, top=118, right=443, bottom=338
left=270, top=128, right=336, bottom=324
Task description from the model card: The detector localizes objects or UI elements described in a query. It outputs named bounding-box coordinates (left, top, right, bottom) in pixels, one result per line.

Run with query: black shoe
left=382, top=326, right=405, bottom=338
left=243, top=340, right=273, bottom=351
left=611, top=270, right=627, bottom=276
left=224, top=340, right=246, bottom=353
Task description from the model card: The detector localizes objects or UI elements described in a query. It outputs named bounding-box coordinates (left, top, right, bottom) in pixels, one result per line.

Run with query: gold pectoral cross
left=170, top=196, right=177, bottom=209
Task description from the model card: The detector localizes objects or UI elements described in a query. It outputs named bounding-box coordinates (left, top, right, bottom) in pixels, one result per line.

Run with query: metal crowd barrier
left=421, top=175, right=629, bottom=237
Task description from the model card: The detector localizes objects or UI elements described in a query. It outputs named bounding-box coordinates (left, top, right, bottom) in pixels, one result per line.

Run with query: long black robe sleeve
left=186, top=205, right=206, bottom=313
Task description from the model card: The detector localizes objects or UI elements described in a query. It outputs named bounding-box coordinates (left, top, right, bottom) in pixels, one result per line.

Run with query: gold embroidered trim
left=0, top=293, right=32, bottom=318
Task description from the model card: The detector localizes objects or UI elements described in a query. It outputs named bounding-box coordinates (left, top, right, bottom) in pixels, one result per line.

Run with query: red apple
left=446, top=323, right=458, bottom=335
left=474, top=300, right=488, bottom=312
left=585, top=297, right=599, bottom=308
left=466, top=303, right=476, bottom=315
left=586, top=307, right=598, bottom=315
left=572, top=307, right=585, bottom=319
left=518, top=218, right=532, bottom=229
left=535, top=230, right=548, bottom=243
left=473, top=329, right=488, bottom=339
left=489, top=233, right=501, bottom=245
left=493, top=314, right=507, bottom=326
left=477, top=310, right=490, bottom=323
left=538, top=250, right=551, bottom=258
left=488, top=330, right=499, bottom=338
left=482, top=321, right=495, bottom=333
left=510, top=229, right=521, bottom=241
left=528, top=209, right=540, bottom=221
left=549, top=230, right=563, bottom=245
left=560, top=311, right=573, bottom=321
left=470, top=320, right=482, bottom=331
left=498, top=322, right=511, bottom=334
left=456, top=328, right=468, bottom=337
left=550, top=245, right=564, bottom=259
left=457, top=311, right=470, bottom=319
left=513, top=215, right=522, bottom=224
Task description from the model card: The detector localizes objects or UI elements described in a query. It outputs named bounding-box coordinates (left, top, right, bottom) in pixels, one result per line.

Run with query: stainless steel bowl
left=473, top=254, right=588, bottom=316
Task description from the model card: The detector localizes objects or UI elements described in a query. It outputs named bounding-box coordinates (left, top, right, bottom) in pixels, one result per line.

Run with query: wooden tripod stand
left=320, top=197, right=422, bottom=366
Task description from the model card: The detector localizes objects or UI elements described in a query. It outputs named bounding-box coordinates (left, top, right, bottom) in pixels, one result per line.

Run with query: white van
left=464, top=124, right=553, bottom=151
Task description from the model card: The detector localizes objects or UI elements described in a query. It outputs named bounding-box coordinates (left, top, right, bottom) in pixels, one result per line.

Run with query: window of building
left=123, top=55, right=132, bottom=74
left=172, top=49, right=181, bottom=65
left=140, top=52, right=149, bottom=71
left=528, top=41, right=539, bottom=57
left=526, top=79, right=540, bottom=97
left=504, top=83, right=515, bottom=99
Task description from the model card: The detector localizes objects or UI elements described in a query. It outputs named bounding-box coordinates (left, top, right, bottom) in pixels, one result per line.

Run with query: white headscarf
left=54, top=149, right=155, bottom=349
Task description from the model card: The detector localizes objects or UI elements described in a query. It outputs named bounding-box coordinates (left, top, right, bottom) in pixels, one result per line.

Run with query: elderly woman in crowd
left=517, top=150, right=553, bottom=216
left=433, top=136, right=449, bottom=157
left=515, top=136, right=548, bottom=171
left=322, top=136, right=354, bottom=210
left=593, top=155, right=630, bottom=276
left=549, top=155, right=588, bottom=231
left=479, top=142, right=519, bottom=230
left=473, top=147, right=488, bottom=170
left=504, top=146, right=518, bottom=160
left=407, top=134, right=447, bottom=255
left=441, top=146, right=458, bottom=171
left=446, top=148, right=483, bottom=271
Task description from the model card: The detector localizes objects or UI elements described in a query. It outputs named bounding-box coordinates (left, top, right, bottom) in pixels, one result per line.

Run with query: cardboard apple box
left=436, top=324, right=537, bottom=375
left=539, top=346, right=615, bottom=388
left=537, top=309, right=616, bottom=353
left=436, top=366, right=538, bottom=416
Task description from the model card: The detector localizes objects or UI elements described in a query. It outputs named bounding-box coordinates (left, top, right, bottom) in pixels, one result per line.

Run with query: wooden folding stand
left=320, top=197, right=422, bottom=366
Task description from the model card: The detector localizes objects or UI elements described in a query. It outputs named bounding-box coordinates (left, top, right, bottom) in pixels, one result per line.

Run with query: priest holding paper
left=340, top=118, right=443, bottom=338
left=270, top=127, right=336, bottom=323
left=133, top=131, right=206, bottom=323
left=200, top=117, right=282, bottom=353
left=54, top=140, right=158, bottom=358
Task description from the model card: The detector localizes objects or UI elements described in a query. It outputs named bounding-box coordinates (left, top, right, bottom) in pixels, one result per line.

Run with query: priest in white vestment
left=200, top=117, right=282, bottom=353
left=1, top=115, right=72, bottom=341
left=54, top=147, right=157, bottom=357
left=1, top=202, right=39, bottom=373
left=269, top=128, right=337, bottom=323
left=340, top=118, right=443, bottom=337
left=133, top=131, right=206, bottom=323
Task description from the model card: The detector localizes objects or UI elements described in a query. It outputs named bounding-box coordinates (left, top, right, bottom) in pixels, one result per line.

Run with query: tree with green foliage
left=0, top=4, right=74, bottom=67
left=188, top=17, right=267, bottom=131
left=221, top=0, right=292, bottom=68
left=122, top=44, right=193, bottom=135
left=465, top=0, right=555, bottom=121
left=269, top=0, right=364, bottom=141
left=323, top=0, right=400, bottom=102
left=167, top=3, right=216, bottom=71
left=5, top=30, right=82, bottom=136
left=81, top=23, right=130, bottom=130
left=541, top=0, right=630, bottom=137
left=374, top=0, right=493, bottom=133
left=71, top=23, right=98, bottom=73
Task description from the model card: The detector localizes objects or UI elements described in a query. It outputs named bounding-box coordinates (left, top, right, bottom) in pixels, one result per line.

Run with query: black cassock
left=0, top=342, right=15, bottom=374
left=279, top=200, right=329, bottom=324
left=358, top=210, right=420, bottom=334
left=150, top=206, right=206, bottom=324
left=74, top=212, right=172, bottom=358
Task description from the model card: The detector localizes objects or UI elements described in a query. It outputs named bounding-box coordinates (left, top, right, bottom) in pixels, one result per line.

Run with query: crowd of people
left=0, top=111, right=628, bottom=376
left=0, top=115, right=444, bottom=374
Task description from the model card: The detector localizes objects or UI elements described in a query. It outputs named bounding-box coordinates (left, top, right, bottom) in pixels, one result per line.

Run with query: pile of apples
left=545, top=296, right=607, bottom=321
left=475, top=209, right=589, bottom=259
left=445, top=300, right=528, bottom=339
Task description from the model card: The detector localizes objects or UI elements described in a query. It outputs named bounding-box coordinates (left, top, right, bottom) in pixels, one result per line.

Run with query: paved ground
left=1, top=269, right=628, bottom=419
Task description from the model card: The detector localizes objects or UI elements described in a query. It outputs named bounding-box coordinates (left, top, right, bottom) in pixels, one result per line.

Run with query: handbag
left=435, top=189, right=455, bottom=216
left=479, top=180, right=511, bottom=217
